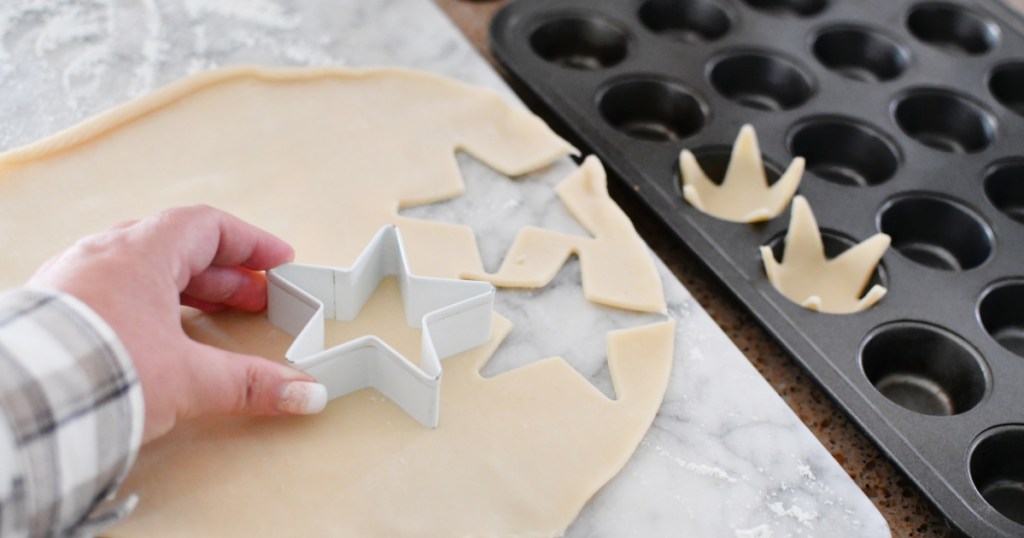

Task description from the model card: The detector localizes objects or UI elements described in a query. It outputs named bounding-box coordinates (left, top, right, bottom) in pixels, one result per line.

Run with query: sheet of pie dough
left=0, top=67, right=675, bottom=536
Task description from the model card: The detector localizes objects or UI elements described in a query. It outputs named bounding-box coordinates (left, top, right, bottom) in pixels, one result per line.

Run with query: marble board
left=0, top=0, right=889, bottom=536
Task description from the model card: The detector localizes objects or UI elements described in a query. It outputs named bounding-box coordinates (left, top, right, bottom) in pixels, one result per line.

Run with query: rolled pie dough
left=0, top=67, right=674, bottom=536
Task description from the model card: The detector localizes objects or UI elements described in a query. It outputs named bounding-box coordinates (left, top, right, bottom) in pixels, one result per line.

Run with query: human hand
left=28, top=205, right=327, bottom=443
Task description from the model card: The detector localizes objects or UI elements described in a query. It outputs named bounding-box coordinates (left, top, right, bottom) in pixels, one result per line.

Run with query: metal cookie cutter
left=266, top=225, right=495, bottom=428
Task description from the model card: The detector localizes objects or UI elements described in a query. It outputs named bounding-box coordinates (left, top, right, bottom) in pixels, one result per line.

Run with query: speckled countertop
left=433, top=0, right=1024, bottom=536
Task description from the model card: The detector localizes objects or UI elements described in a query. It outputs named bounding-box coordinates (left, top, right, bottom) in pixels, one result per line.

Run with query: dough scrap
left=680, top=125, right=803, bottom=223
left=0, top=67, right=675, bottom=536
left=760, top=196, right=890, bottom=314
left=465, top=155, right=665, bottom=314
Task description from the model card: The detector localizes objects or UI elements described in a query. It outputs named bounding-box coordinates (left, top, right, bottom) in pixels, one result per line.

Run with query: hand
left=29, top=205, right=327, bottom=443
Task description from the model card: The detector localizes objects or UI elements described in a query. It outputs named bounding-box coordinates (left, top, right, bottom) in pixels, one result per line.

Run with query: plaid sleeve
left=0, top=288, right=144, bottom=538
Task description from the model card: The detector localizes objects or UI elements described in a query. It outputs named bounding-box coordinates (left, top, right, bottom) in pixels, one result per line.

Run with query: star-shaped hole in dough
left=680, top=124, right=804, bottom=223
left=266, top=225, right=495, bottom=427
left=760, top=196, right=891, bottom=314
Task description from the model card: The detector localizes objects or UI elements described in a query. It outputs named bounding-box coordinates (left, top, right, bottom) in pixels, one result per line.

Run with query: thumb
left=185, top=343, right=328, bottom=417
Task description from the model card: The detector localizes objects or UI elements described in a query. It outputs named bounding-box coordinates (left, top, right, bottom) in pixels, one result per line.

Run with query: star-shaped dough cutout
left=266, top=225, right=495, bottom=427
left=680, top=124, right=804, bottom=223
left=760, top=196, right=890, bottom=314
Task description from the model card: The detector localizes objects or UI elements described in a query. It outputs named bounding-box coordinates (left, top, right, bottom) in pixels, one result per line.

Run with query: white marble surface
left=0, top=1, right=889, bottom=536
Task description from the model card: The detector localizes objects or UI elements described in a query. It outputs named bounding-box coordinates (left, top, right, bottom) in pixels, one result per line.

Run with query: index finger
left=141, top=205, right=295, bottom=286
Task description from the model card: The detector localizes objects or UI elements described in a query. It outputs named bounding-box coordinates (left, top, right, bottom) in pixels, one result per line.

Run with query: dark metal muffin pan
left=490, top=0, right=1024, bottom=535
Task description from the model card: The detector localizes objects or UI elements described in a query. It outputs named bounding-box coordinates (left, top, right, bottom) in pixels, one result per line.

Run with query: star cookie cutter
left=266, top=225, right=495, bottom=428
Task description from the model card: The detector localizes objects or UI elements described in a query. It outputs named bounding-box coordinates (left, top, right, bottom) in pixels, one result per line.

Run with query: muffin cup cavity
left=813, top=26, right=908, bottom=82
left=709, top=52, right=813, bottom=111
left=789, top=118, right=899, bottom=186
left=989, top=62, right=1024, bottom=117
left=907, top=3, right=998, bottom=55
left=970, top=425, right=1024, bottom=526
left=978, top=280, right=1024, bottom=358
left=638, top=0, right=731, bottom=43
left=894, top=89, right=995, bottom=153
left=878, top=195, right=993, bottom=271
left=740, top=0, right=827, bottom=17
left=861, top=322, right=989, bottom=416
left=984, top=160, right=1024, bottom=224
left=530, top=15, right=629, bottom=70
left=598, top=77, right=706, bottom=141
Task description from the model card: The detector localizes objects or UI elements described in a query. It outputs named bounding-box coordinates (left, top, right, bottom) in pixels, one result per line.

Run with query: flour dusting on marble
left=796, top=463, right=816, bottom=481
left=32, top=3, right=103, bottom=55
left=183, top=0, right=300, bottom=29
left=650, top=442, right=738, bottom=483
left=735, top=524, right=773, bottom=538
left=0, top=0, right=335, bottom=150
left=768, top=502, right=817, bottom=528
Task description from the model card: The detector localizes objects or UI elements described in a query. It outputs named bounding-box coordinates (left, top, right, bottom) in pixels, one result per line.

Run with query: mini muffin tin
left=490, top=0, right=1024, bottom=535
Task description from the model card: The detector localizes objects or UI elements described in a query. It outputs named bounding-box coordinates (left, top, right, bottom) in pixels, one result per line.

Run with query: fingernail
left=278, top=381, right=328, bottom=415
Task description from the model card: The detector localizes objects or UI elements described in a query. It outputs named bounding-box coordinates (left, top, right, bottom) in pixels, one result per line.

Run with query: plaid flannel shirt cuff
left=0, top=288, right=144, bottom=538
